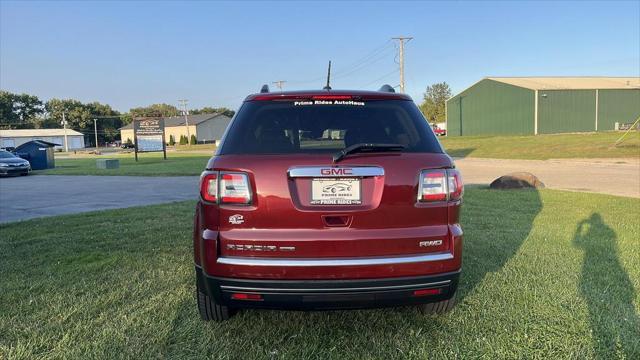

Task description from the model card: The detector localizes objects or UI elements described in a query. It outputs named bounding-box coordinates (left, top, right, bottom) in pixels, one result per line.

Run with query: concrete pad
left=0, top=175, right=198, bottom=223
left=455, top=157, right=640, bottom=198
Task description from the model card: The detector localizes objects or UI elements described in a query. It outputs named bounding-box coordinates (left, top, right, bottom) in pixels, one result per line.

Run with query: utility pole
left=392, top=36, right=413, bottom=93
left=62, top=112, right=69, bottom=152
left=94, top=118, right=99, bottom=150
left=178, top=99, right=191, bottom=145
left=272, top=80, right=286, bottom=91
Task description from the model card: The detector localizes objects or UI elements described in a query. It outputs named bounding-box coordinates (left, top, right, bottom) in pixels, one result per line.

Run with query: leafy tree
left=45, top=98, right=92, bottom=128
left=0, top=91, right=44, bottom=128
left=129, top=104, right=179, bottom=118
left=86, top=102, right=122, bottom=143
left=419, top=82, right=452, bottom=124
left=44, top=99, right=123, bottom=144
left=191, top=107, right=235, bottom=117
left=190, top=134, right=197, bottom=145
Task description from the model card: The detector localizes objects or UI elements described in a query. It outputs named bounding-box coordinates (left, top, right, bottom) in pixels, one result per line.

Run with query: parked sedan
left=0, top=150, right=31, bottom=176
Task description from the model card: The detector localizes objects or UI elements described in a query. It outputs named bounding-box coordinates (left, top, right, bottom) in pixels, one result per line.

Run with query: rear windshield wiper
left=333, top=143, right=406, bottom=163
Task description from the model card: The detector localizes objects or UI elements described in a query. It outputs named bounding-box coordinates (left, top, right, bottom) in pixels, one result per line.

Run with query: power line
left=359, top=69, right=400, bottom=89
left=287, top=40, right=395, bottom=86
left=331, top=40, right=394, bottom=77
left=332, top=46, right=395, bottom=81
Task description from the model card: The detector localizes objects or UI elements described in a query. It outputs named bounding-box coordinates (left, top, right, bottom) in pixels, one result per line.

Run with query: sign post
left=133, top=117, right=166, bottom=161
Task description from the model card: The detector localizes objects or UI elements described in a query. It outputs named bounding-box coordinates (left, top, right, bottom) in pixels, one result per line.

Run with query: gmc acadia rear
left=193, top=85, right=463, bottom=321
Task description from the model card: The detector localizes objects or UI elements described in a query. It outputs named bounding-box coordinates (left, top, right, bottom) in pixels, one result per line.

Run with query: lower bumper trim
left=196, top=266, right=461, bottom=310
left=216, top=252, right=454, bottom=267
left=220, top=279, right=451, bottom=294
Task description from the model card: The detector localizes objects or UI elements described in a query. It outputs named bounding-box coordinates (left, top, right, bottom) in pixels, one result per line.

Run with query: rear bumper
left=196, top=265, right=460, bottom=310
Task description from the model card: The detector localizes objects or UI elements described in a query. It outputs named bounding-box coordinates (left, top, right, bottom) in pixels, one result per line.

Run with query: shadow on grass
left=445, top=147, right=475, bottom=159
left=573, top=213, right=639, bottom=358
left=456, top=188, right=542, bottom=303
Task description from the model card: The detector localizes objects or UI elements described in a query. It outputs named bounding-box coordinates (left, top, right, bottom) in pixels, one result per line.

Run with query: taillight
left=447, top=169, right=464, bottom=200
left=418, top=169, right=464, bottom=202
left=419, top=170, right=447, bottom=201
left=200, top=172, right=218, bottom=202
left=219, top=172, right=252, bottom=204
left=199, top=171, right=253, bottom=204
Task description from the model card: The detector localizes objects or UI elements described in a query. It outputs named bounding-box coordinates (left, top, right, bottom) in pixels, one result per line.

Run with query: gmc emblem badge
left=320, top=168, right=353, bottom=176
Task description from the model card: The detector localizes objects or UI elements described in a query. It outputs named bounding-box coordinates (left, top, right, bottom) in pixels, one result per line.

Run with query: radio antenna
left=323, top=61, right=332, bottom=90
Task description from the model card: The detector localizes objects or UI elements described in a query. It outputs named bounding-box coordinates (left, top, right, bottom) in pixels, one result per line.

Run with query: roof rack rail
left=378, top=84, right=395, bottom=93
left=260, top=84, right=270, bottom=93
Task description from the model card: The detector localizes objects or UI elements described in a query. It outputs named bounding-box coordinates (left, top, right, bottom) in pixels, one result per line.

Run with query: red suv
left=193, top=85, right=463, bottom=321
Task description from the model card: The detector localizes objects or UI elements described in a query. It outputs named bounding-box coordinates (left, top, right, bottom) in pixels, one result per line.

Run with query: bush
left=169, top=135, right=175, bottom=146
left=179, top=135, right=188, bottom=145
left=190, top=134, right=197, bottom=145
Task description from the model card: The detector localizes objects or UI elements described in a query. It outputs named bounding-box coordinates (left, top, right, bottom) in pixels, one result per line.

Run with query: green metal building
left=446, top=77, right=640, bottom=136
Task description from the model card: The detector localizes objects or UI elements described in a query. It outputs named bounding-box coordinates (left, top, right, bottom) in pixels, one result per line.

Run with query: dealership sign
left=133, top=118, right=166, bottom=160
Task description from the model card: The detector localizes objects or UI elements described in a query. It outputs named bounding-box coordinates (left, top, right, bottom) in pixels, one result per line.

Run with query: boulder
left=490, top=172, right=544, bottom=189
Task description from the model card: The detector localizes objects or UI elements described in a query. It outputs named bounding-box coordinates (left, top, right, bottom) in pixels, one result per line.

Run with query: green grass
left=440, top=131, right=640, bottom=160
left=1, top=189, right=638, bottom=359
left=38, top=152, right=211, bottom=176
left=37, top=132, right=639, bottom=176
left=172, top=144, right=217, bottom=152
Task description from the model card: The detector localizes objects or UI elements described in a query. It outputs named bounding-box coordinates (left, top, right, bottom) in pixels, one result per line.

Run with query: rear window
left=218, top=100, right=443, bottom=155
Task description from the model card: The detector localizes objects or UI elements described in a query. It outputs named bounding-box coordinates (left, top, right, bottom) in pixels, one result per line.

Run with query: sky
left=1, top=0, right=638, bottom=112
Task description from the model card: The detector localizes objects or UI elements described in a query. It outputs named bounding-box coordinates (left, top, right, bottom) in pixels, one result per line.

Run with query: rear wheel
left=418, top=292, right=457, bottom=315
left=197, top=283, right=234, bottom=322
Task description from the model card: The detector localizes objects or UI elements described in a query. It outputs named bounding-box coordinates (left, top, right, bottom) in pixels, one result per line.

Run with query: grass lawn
left=1, top=189, right=638, bottom=359
left=37, top=152, right=211, bottom=176
left=440, top=131, right=640, bottom=160
left=36, top=132, right=639, bottom=177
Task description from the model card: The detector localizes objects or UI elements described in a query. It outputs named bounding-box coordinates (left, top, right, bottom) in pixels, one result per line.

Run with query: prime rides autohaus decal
left=294, top=100, right=365, bottom=106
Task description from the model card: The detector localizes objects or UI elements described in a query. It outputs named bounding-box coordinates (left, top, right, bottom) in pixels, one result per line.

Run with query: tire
left=418, top=292, right=457, bottom=315
left=197, top=284, right=234, bottom=322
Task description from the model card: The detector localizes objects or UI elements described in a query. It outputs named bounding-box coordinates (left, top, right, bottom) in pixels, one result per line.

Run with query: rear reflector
left=200, top=172, right=218, bottom=202
left=220, top=172, right=252, bottom=204
left=231, top=293, right=263, bottom=301
left=418, top=169, right=464, bottom=202
left=413, top=288, right=442, bottom=297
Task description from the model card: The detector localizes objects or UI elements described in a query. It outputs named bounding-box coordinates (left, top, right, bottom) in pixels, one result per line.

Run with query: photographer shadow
left=573, top=213, right=639, bottom=358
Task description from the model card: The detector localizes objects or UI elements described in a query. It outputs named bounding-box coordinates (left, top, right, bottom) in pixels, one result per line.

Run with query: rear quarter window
left=218, top=99, right=443, bottom=155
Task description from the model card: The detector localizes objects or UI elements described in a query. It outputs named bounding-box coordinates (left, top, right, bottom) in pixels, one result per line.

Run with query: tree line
left=0, top=90, right=235, bottom=146
left=1, top=82, right=450, bottom=146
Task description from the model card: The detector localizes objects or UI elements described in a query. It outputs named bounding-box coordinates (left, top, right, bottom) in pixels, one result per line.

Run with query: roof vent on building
left=378, top=84, right=395, bottom=93
left=260, top=84, right=270, bottom=93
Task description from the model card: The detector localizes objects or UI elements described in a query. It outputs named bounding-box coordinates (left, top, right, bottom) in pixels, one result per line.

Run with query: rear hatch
left=209, top=95, right=454, bottom=259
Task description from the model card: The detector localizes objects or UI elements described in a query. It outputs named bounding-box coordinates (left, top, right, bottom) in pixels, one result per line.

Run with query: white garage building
left=0, top=129, right=85, bottom=150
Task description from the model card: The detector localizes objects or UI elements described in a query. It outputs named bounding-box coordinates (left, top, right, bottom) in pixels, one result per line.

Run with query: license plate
left=311, top=178, right=361, bottom=205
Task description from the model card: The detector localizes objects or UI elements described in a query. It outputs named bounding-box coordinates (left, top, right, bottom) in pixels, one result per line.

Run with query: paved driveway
left=455, top=157, right=640, bottom=198
left=1, top=158, right=637, bottom=223
left=0, top=175, right=198, bottom=223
